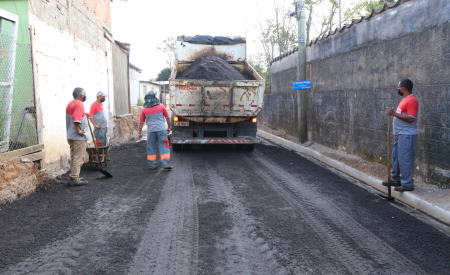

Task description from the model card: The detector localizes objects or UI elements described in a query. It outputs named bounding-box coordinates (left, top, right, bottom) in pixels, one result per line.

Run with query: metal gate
left=0, top=9, right=38, bottom=153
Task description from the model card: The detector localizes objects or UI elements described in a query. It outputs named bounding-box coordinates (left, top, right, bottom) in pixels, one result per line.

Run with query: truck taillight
left=174, top=117, right=186, bottom=122
left=252, top=118, right=257, bottom=123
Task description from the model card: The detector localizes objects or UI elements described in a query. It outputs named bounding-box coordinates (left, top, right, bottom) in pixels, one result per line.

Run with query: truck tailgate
left=169, top=79, right=264, bottom=119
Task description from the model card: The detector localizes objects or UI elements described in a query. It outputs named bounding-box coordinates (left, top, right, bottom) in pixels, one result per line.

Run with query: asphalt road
left=0, top=139, right=449, bottom=275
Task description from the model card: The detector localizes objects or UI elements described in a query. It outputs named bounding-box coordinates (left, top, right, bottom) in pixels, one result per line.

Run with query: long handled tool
left=378, top=114, right=394, bottom=201
left=87, top=120, right=113, bottom=178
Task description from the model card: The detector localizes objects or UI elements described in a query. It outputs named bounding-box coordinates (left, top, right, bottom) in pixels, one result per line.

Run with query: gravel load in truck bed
left=176, top=54, right=254, bottom=81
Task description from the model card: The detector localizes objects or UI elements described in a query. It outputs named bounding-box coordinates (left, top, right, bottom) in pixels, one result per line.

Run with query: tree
left=344, top=0, right=396, bottom=23
left=248, top=52, right=271, bottom=88
left=251, top=0, right=343, bottom=77
left=305, top=0, right=346, bottom=41
left=250, top=0, right=353, bottom=88
left=156, top=37, right=176, bottom=71
left=271, top=0, right=298, bottom=56
left=156, top=68, right=172, bottom=81
left=252, top=0, right=299, bottom=89
left=305, top=0, right=326, bottom=43
left=255, top=0, right=298, bottom=58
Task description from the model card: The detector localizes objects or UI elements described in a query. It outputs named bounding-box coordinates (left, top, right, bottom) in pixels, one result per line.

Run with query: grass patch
left=436, top=182, right=449, bottom=189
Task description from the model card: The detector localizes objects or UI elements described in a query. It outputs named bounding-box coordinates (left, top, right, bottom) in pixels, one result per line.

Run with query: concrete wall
left=259, top=53, right=299, bottom=138
left=266, top=0, right=450, bottom=185
left=28, top=0, right=113, bottom=171
left=83, top=0, right=111, bottom=27
left=308, top=0, right=450, bottom=185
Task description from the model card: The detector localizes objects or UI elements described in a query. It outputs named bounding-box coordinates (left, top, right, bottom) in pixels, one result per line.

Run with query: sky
left=110, top=0, right=275, bottom=81
left=110, top=0, right=355, bottom=81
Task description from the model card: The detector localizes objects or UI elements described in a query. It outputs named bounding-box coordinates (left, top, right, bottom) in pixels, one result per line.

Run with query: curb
left=257, top=130, right=450, bottom=225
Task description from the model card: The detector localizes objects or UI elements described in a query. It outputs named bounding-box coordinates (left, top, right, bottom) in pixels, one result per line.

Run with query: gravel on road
left=176, top=54, right=253, bottom=81
left=0, top=140, right=449, bottom=274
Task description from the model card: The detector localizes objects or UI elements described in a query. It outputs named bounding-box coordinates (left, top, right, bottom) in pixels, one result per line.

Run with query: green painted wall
left=0, top=0, right=29, bottom=44
left=0, top=0, right=37, bottom=150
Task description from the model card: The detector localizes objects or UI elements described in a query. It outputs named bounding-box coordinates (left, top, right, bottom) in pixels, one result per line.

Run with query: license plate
left=174, top=122, right=189, bottom=126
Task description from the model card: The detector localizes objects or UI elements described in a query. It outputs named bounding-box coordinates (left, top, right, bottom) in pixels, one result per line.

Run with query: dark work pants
left=391, top=134, right=417, bottom=188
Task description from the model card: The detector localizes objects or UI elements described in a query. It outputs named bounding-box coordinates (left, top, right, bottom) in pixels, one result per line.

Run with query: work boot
left=382, top=181, right=400, bottom=187
left=149, top=165, right=157, bottom=170
left=394, top=186, right=414, bottom=192
left=68, top=178, right=88, bottom=187
left=163, top=165, right=173, bottom=170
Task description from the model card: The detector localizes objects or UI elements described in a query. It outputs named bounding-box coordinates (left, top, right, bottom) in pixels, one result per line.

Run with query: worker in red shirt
left=384, top=79, right=419, bottom=192
left=138, top=91, right=172, bottom=170
left=66, top=87, right=89, bottom=186
left=89, top=91, right=108, bottom=147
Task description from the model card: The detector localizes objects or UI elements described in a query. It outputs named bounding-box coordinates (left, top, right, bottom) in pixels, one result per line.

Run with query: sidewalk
left=257, top=129, right=450, bottom=225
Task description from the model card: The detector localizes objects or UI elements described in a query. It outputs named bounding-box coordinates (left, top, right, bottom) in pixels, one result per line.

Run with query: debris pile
left=176, top=55, right=253, bottom=81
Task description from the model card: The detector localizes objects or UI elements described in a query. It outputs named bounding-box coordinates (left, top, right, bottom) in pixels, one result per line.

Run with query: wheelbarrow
left=86, top=141, right=110, bottom=170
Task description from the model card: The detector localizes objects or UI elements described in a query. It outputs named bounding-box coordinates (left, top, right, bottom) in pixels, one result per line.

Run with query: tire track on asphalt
left=3, top=170, right=164, bottom=275
left=195, top=158, right=290, bottom=275
left=127, top=154, right=199, bottom=275
left=242, top=149, right=427, bottom=275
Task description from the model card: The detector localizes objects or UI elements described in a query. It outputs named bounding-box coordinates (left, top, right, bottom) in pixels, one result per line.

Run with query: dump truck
left=168, top=35, right=265, bottom=150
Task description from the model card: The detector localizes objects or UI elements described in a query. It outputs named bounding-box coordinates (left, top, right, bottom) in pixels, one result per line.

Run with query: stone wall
left=259, top=53, right=299, bottom=138
left=308, top=0, right=450, bottom=185
left=265, top=0, right=450, bottom=185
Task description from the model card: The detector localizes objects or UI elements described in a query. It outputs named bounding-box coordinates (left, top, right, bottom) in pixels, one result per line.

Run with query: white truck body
left=168, top=36, right=265, bottom=148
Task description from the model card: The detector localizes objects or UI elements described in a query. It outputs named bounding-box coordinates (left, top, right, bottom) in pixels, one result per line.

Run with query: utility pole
left=296, top=0, right=308, bottom=143
left=297, top=0, right=306, bottom=81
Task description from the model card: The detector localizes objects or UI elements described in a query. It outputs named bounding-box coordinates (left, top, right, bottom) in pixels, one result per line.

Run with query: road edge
left=257, top=130, right=450, bottom=225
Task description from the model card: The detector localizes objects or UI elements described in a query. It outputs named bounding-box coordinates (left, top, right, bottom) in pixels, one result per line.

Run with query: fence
left=0, top=16, right=38, bottom=154
left=112, top=41, right=130, bottom=116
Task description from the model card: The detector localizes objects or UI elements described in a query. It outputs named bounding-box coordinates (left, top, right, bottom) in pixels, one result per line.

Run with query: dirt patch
left=131, top=106, right=143, bottom=117
left=110, top=114, right=139, bottom=146
left=176, top=54, right=253, bottom=81
left=0, top=158, right=50, bottom=205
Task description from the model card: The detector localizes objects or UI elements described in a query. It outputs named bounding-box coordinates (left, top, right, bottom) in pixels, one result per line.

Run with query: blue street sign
left=293, top=80, right=311, bottom=90
left=298, top=37, right=304, bottom=43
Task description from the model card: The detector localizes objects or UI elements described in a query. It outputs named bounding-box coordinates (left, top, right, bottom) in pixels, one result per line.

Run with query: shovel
left=378, top=114, right=394, bottom=201
left=87, top=120, right=113, bottom=178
